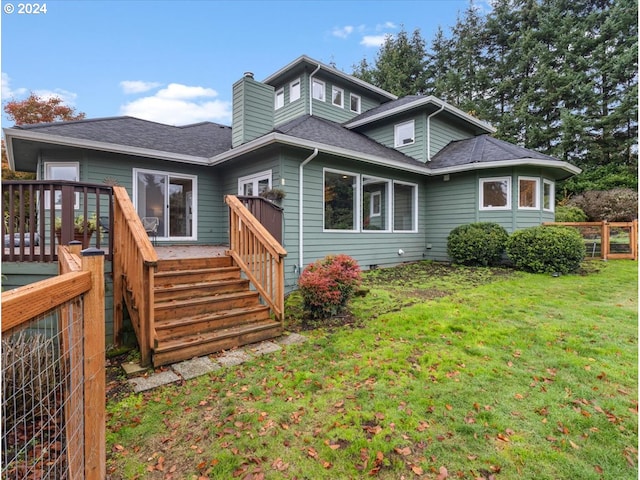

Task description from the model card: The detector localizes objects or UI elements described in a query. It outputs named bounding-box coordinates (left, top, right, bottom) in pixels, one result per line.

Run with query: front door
left=134, top=169, right=197, bottom=241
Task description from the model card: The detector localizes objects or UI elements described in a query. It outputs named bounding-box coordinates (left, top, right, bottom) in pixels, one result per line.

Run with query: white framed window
left=275, top=88, right=284, bottom=110
left=238, top=170, right=272, bottom=197
left=133, top=168, right=197, bottom=240
left=394, top=120, right=415, bottom=147
left=518, top=176, right=540, bottom=209
left=480, top=177, right=511, bottom=210
left=323, top=169, right=359, bottom=232
left=350, top=93, right=361, bottom=113
left=543, top=179, right=554, bottom=212
left=290, top=78, right=301, bottom=102
left=312, top=79, right=325, bottom=101
left=362, top=176, right=391, bottom=232
left=332, top=86, right=344, bottom=108
left=44, top=162, right=80, bottom=209
left=393, top=181, right=418, bottom=232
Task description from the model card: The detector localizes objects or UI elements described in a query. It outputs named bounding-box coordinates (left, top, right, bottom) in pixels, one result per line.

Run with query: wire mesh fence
left=1, top=297, right=85, bottom=479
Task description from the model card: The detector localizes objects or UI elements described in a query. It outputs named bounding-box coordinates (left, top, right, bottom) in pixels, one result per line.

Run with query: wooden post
left=601, top=221, right=609, bottom=261
left=82, top=248, right=106, bottom=480
left=632, top=220, right=638, bottom=261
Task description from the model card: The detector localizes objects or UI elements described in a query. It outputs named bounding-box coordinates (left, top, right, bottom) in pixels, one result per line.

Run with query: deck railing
left=112, top=185, right=158, bottom=366
left=237, top=195, right=284, bottom=244
left=2, top=180, right=113, bottom=262
left=225, top=195, right=287, bottom=321
left=543, top=220, right=638, bottom=260
left=1, top=244, right=105, bottom=479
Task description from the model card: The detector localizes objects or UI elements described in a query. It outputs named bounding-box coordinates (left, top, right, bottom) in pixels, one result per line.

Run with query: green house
left=4, top=55, right=580, bottom=293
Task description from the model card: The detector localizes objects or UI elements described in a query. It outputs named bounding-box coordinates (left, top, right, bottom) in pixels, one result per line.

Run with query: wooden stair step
left=154, top=290, right=261, bottom=320
left=152, top=320, right=283, bottom=367
left=154, top=266, right=242, bottom=285
left=154, top=304, right=271, bottom=341
left=154, top=278, right=250, bottom=301
left=156, top=256, right=232, bottom=272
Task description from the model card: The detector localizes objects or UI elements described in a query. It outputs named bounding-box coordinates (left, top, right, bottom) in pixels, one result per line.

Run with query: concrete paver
left=173, top=356, right=220, bottom=380
left=129, top=370, right=181, bottom=393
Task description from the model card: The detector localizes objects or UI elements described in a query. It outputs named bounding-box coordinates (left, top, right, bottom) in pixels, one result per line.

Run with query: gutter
left=309, top=63, right=321, bottom=117
left=426, top=102, right=445, bottom=162
left=299, top=147, right=319, bottom=273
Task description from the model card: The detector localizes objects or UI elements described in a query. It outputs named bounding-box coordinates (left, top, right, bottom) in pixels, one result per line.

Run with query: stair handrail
left=225, top=194, right=287, bottom=321
left=112, top=186, right=157, bottom=365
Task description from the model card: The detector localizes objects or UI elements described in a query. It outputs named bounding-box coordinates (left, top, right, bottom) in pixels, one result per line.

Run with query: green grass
left=106, top=260, right=638, bottom=479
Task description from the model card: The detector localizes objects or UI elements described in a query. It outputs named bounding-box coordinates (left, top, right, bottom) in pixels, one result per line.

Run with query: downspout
left=309, top=63, right=321, bottom=117
left=427, top=102, right=446, bottom=162
left=299, top=147, right=319, bottom=273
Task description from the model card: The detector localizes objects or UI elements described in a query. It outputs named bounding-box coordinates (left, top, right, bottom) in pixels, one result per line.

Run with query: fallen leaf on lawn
left=445, top=404, right=453, bottom=411
left=496, top=433, right=510, bottom=442
left=570, top=440, right=580, bottom=449
left=411, top=465, right=424, bottom=475
left=436, top=466, right=448, bottom=479
left=395, top=446, right=411, bottom=456
left=594, top=465, right=603, bottom=474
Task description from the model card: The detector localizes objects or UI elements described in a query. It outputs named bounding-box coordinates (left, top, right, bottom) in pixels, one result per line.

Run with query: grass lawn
left=106, top=260, right=638, bottom=479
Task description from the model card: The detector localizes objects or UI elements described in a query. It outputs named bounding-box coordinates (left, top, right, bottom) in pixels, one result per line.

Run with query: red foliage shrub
left=298, top=254, right=362, bottom=320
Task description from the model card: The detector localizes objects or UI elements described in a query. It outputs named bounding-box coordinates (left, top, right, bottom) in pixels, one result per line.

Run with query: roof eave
left=209, top=132, right=430, bottom=174
left=4, top=128, right=210, bottom=166
left=430, top=158, right=582, bottom=178
left=344, top=95, right=496, bottom=133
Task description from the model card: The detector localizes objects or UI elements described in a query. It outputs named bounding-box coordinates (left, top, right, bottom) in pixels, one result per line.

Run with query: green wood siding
left=429, top=116, right=477, bottom=159
left=232, top=76, right=274, bottom=147
left=274, top=73, right=308, bottom=126
left=41, top=149, right=226, bottom=245
left=424, top=168, right=559, bottom=261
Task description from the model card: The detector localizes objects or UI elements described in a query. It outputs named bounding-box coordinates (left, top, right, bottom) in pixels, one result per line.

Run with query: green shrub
left=567, top=188, right=638, bottom=222
left=555, top=205, right=588, bottom=223
left=298, top=254, right=362, bottom=320
left=506, top=226, right=585, bottom=274
left=447, top=222, right=509, bottom=266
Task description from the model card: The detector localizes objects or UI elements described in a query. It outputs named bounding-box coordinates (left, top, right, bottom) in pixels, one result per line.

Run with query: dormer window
left=350, top=94, right=361, bottom=113
left=332, top=86, right=344, bottom=108
left=312, top=79, right=325, bottom=101
left=290, top=79, right=301, bottom=102
left=394, top=120, right=415, bottom=147
left=275, top=88, right=284, bottom=110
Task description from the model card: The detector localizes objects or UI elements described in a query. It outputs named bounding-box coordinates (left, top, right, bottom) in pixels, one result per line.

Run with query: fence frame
left=1, top=244, right=106, bottom=479
left=543, top=220, right=638, bottom=261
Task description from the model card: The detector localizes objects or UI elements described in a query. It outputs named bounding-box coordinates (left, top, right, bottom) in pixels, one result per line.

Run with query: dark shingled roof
left=348, top=95, right=425, bottom=124
left=275, top=115, right=426, bottom=168
left=15, top=116, right=233, bottom=157
left=429, top=134, right=559, bottom=168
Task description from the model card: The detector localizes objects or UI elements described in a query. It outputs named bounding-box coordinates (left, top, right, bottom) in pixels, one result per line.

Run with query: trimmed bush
left=506, top=226, right=585, bottom=274
left=555, top=205, right=588, bottom=223
left=298, top=254, right=362, bottom=320
left=447, top=222, right=509, bottom=266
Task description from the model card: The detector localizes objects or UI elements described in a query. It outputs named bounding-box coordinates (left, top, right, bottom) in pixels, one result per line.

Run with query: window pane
left=482, top=180, right=509, bottom=208
left=394, top=183, right=415, bottom=231
left=543, top=181, right=553, bottom=210
left=324, top=171, right=356, bottom=230
left=290, top=80, right=300, bottom=101
left=395, top=121, right=414, bottom=146
left=350, top=94, right=361, bottom=113
left=275, top=89, right=284, bottom=109
left=519, top=179, right=538, bottom=208
left=313, top=80, right=325, bottom=101
left=332, top=87, right=343, bottom=107
left=362, top=177, right=388, bottom=231
left=137, top=172, right=166, bottom=235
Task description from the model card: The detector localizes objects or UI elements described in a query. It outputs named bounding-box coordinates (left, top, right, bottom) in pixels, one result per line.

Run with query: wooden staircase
left=151, top=255, right=283, bottom=367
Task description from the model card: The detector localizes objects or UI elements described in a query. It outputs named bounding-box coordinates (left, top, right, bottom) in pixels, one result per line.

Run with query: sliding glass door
left=134, top=169, right=196, bottom=240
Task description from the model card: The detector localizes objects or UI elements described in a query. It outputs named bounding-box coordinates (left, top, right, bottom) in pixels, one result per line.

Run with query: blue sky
left=1, top=0, right=481, bottom=127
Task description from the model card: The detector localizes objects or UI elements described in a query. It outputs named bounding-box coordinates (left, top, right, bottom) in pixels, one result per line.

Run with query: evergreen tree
left=352, top=28, right=428, bottom=97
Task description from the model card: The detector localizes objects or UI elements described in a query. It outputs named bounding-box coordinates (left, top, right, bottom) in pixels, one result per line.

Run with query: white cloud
left=119, top=82, right=231, bottom=125
left=331, top=25, right=354, bottom=39
left=33, top=88, right=78, bottom=106
left=1, top=72, right=28, bottom=99
left=360, top=34, right=392, bottom=48
left=120, top=80, right=162, bottom=94
left=376, top=21, right=397, bottom=31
